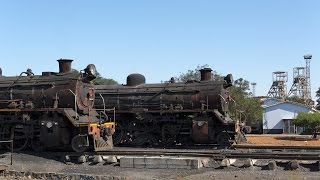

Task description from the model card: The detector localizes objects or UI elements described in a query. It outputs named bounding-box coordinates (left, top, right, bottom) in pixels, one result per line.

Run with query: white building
left=262, top=98, right=315, bottom=134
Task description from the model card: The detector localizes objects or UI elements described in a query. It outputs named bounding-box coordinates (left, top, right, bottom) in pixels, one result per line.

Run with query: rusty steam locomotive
left=94, top=68, right=247, bottom=148
left=0, top=59, right=115, bottom=152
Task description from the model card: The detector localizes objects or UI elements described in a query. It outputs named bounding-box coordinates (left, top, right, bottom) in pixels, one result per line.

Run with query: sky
left=0, top=1, right=319, bottom=99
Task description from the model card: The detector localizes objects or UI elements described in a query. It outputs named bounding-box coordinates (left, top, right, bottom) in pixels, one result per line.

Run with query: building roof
left=262, top=98, right=317, bottom=112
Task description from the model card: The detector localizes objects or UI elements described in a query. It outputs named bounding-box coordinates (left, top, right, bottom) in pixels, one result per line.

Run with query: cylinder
left=199, top=68, right=212, bottom=81
left=57, top=59, right=73, bottom=73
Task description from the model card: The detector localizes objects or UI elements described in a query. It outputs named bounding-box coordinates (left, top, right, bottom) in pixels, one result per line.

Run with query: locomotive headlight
left=223, top=74, right=234, bottom=88
left=84, top=64, right=97, bottom=78
left=46, top=121, right=53, bottom=128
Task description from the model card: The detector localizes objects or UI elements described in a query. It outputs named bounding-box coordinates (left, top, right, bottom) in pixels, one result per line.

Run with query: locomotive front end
left=191, top=68, right=247, bottom=147
left=62, top=60, right=116, bottom=152
left=0, top=59, right=115, bottom=152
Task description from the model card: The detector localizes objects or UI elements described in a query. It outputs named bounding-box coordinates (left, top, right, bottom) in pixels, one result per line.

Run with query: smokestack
left=57, top=59, right=73, bottom=73
left=199, top=68, right=212, bottom=81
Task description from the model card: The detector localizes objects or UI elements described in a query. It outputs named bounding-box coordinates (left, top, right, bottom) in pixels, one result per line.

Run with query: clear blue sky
left=0, top=1, right=319, bottom=99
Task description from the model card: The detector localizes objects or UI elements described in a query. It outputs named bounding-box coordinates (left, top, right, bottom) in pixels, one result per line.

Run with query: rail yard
left=0, top=59, right=319, bottom=180
left=0, top=134, right=319, bottom=179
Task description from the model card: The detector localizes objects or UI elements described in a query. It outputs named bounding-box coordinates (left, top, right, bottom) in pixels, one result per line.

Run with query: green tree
left=176, top=64, right=222, bottom=82
left=92, top=72, right=118, bottom=85
left=316, top=88, right=320, bottom=110
left=229, top=78, right=263, bottom=124
left=293, top=112, right=320, bottom=138
left=175, top=65, right=263, bottom=125
left=72, top=69, right=117, bottom=85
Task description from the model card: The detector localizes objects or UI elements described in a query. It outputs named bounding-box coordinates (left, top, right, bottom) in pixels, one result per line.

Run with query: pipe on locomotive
left=199, top=67, right=234, bottom=88
left=200, top=68, right=212, bottom=81
left=57, top=59, right=73, bottom=73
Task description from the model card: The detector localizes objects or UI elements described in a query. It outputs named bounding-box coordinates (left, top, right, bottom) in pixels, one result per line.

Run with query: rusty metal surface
left=0, top=60, right=115, bottom=152
left=199, top=68, right=212, bottom=81
left=57, top=59, right=73, bottom=73
left=95, top=80, right=229, bottom=113
left=126, top=74, right=146, bottom=86
left=192, top=121, right=209, bottom=143
left=94, top=68, right=243, bottom=148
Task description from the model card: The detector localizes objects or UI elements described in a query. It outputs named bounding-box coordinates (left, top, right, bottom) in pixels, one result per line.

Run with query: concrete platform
left=120, top=156, right=203, bottom=169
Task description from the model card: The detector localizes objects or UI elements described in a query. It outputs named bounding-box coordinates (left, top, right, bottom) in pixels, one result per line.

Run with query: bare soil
left=1, top=135, right=320, bottom=180
left=246, top=134, right=320, bottom=146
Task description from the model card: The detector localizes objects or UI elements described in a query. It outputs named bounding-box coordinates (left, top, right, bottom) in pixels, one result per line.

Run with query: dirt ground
left=245, top=134, right=320, bottom=146
left=1, top=135, right=320, bottom=180
left=1, top=152, right=320, bottom=180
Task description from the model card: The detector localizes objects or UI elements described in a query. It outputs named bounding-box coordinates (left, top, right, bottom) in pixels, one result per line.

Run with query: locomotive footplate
left=89, top=123, right=115, bottom=151
left=62, top=109, right=116, bottom=152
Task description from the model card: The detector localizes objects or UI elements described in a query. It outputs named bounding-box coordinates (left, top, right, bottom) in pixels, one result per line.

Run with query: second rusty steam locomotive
left=95, top=68, right=247, bottom=148
left=0, top=59, right=115, bottom=152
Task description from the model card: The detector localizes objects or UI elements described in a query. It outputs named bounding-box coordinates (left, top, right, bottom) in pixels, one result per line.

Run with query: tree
left=93, top=72, right=118, bottom=85
left=72, top=69, right=117, bottom=85
left=175, top=65, right=263, bottom=125
left=229, top=78, right=263, bottom=124
left=316, top=88, right=320, bottom=110
left=293, top=112, right=320, bottom=139
left=234, top=78, right=250, bottom=92
left=176, top=64, right=222, bottom=82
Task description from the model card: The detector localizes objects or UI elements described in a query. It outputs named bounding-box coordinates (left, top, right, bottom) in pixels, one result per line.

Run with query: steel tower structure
left=304, top=54, right=312, bottom=100
left=267, top=71, right=288, bottom=99
left=251, top=82, right=257, bottom=97
left=288, top=67, right=307, bottom=98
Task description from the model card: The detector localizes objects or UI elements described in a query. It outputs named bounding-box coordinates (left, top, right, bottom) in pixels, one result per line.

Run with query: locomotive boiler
left=0, top=59, right=115, bottom=152
left=95, top=68, right=247, bottom=148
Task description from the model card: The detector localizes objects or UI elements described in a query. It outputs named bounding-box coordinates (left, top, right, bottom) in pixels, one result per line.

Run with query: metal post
left=67, top=89, right=77, bottom=119
left=113, top=107, right=116, bottom=123
left=10, top=140, right=13, bottom=165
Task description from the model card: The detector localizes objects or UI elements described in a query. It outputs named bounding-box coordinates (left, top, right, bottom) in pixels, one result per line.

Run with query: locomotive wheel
left=216, top=131, right=231, bottom=149
left=0, top=124, right=11, bottom=140
left=71, top=135, right=89, bottom=152
left=131, top=133, right=158, bottom=147
left=31, top=138, right=43, bottom=152
left=31, top=128, right=43, bottom=152
left=6, top=124, right=29, bottom=151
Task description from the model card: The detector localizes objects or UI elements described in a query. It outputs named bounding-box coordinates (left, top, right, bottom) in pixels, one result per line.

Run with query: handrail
left=218, top=94, right=226, bottom=104
left=56, top=89, right=78, bottom=119
left=96, top=107, right=116, bottom=123
left=99, top=93, right=106, bottom=113
left=97, top=93, right=116, bottom=123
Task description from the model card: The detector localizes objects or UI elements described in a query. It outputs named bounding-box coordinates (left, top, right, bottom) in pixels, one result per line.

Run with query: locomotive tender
left=95, top=68, right=247, bottom=148
left=0, top=59, right=115, bottom=152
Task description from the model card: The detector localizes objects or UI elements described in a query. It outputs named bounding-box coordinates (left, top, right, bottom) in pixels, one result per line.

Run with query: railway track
left=98, top=147, right=320, bottom=161
left=1, top=145, right=320, bottom=165
left=1, top=146, right=319, bottom=172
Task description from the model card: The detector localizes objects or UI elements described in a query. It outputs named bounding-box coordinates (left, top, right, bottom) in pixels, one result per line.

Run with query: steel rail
left=96, top=148, right=320, bottom=161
